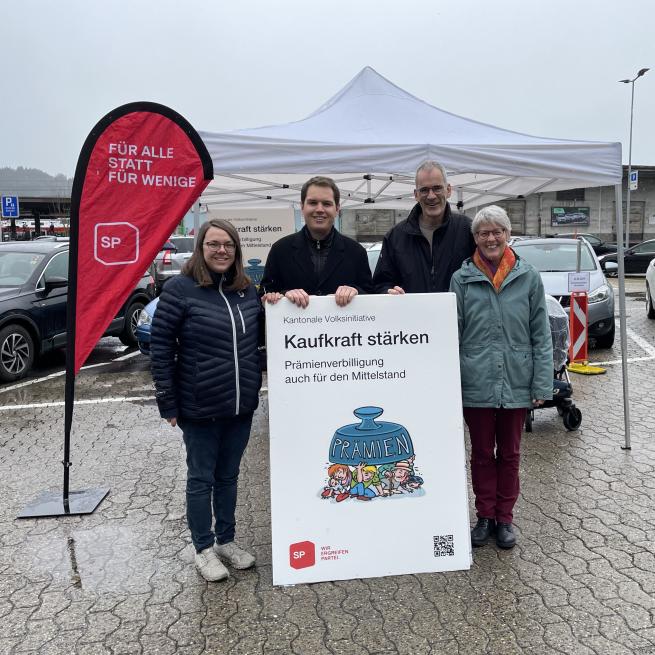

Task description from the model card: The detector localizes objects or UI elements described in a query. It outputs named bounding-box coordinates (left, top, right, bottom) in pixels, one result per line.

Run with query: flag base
left=567, top=362, right=606, bottom=375
left=17, top=488, right=110, bottom=519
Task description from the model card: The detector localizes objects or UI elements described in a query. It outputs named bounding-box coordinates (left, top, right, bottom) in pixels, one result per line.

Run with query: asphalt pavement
left=2, top=284, right=655, bottom=654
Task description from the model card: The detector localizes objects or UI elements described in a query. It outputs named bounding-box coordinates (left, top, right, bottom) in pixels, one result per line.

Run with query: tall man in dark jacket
left=261, top=176, right=373, bottom=308
left=373, top=160, right=476, bottom=294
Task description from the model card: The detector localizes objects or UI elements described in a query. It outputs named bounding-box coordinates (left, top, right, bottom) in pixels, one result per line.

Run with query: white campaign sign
left=266, top=293, right=471, bottom=585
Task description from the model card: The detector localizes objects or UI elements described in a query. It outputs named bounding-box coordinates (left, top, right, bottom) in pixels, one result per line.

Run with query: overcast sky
left=2, top=0, right=653, bottom=177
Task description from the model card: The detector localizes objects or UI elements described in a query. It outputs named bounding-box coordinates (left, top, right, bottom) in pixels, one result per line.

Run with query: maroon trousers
left=463, top=407, right=527, bottom=524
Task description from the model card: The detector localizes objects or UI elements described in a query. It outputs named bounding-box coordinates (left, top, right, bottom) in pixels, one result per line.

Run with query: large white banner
left=208, top=208, right=295, bottom=286
left=266, top=293, right=471, bottom=585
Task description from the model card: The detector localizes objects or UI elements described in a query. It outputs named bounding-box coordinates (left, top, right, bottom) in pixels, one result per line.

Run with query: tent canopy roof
left=199, top=67, right=622, bottom=209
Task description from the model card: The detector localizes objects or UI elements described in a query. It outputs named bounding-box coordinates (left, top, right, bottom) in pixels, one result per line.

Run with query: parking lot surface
left=2, top=285, right=655, bottom=654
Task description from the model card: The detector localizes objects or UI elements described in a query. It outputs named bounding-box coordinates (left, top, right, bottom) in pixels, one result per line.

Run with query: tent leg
left=614, top=184, right=631, bottom=450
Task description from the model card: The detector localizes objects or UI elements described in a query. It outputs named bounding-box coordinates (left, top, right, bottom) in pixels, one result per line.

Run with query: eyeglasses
left=204, top=241, right=236, bottom=253
left=476, top=229, right=505, bottom=239
left=417, top=185, right=446, bottom=196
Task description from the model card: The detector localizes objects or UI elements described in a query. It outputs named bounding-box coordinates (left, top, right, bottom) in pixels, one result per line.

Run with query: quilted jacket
left=150, top=272, right=263, bottom=420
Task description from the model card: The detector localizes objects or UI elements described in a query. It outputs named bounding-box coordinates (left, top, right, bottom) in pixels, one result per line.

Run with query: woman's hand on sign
left=532, top=399, right=545, bottom=407
left=262, top=292, right=283, bottom=305
left=387, top=286, right=405, bottom=295
left=334, top=285, right=358, bottom=306
left=285, top=289, right=310, bottom=308
left=167, top=417, right=178, bottom=428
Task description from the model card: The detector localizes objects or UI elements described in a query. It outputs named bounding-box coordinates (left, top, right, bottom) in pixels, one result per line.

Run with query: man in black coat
left=373, top=160, right=476, bottom=294
left=261, top=176, right=372, bottom=308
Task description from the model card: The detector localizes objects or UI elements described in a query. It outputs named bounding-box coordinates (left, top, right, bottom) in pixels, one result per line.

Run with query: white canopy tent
left=199, top=66, right=621, bottom=210
left=198, top=66, right=631, bottom=447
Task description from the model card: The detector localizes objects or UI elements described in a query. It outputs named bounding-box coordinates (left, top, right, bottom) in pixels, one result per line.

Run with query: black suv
left=0, top=240, right=154, bottom=382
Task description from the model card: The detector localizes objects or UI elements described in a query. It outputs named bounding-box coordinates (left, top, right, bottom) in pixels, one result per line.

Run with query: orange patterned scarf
left=472, top=246, right=516, bottom=292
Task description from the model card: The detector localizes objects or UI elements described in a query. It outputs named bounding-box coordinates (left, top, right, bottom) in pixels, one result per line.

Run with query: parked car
left=0, top=240, right=155, bottom=382
left=599, top=238, right=655, bottom=275
left=135, top=297, right=158, bottom=356
left=511, top=238, right=615, bottom=348
left=551, top=233, right=617, bottom=257
left=150, top=236, right=195, bottom=294
left=646, top=257, right=655, bottom=319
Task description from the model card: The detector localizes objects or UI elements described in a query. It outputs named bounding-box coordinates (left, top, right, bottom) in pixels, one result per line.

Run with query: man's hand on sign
left=334, top=285, right=358, bottom=306
left=167, top=418, right=178, bottom=428
left=532, top=399, right=545, bottom=407
left=262, top=292, right=283, bottom=305
left=285, top=289, right=310, bottom=308
left=387, top=286, right=405, bottom=295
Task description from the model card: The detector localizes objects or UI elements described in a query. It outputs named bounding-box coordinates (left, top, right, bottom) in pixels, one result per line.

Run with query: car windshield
left=171, top=237, right=195, bottom=253
left=0, top=251, right=46, bottom=286
left=513, top=242, right=596, bottom=272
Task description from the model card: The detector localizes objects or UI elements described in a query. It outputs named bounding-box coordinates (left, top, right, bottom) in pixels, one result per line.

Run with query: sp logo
left=289, top=541, right=315, bottom=570
left=94, top=222, right=140, bottom=265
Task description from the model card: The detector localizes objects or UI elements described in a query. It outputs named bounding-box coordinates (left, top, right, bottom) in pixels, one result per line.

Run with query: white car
left=511, top=238, right=615, bottom=348
left=646, top=257, right=655, bottom=319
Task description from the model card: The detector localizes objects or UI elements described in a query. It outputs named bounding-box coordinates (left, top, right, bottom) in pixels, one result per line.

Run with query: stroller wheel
left=563, top=407, right=582, bottom=431
left=525, top=409, right=534, bottom=432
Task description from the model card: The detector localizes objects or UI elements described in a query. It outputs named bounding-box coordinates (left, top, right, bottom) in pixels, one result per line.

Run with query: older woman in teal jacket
left=450, top=206, right=552, bottom=549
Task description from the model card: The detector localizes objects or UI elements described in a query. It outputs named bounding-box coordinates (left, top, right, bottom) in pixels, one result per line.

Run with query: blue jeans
left=179, top=413, right=253, bottom=552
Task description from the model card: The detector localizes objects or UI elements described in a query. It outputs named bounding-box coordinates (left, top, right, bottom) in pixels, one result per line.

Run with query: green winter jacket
left=449, top=254, right=553, bottom=408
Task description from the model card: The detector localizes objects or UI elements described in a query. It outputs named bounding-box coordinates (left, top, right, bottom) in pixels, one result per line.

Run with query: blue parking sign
left=1, top=196, right=19, bottom=218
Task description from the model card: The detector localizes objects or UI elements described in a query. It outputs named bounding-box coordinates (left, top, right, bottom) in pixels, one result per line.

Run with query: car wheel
left=594, top=321, right=615, bottom=349
left=647, top=282, right=655, bottom=319
left=119, top=301, right=145, bottom=347
left=0, top=324, right=35, bottom=382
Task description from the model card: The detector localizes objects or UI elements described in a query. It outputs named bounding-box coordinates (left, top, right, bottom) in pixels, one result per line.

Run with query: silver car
left=151, top=236, right=195, bottom=294
left=511, top=238, right=615, bottom=349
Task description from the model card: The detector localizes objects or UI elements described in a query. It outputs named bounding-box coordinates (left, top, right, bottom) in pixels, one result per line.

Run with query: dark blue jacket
left=373, top=203, right=476, bottom=293
left=150, top=273, right=262, bottom=420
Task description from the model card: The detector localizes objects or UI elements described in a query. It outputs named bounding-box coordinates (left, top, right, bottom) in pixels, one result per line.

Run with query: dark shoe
left=355, top=495, right=371, bottom=501
left=496, top=522, right=516, bottom=549
left=471, top=518, right=495, bottom=547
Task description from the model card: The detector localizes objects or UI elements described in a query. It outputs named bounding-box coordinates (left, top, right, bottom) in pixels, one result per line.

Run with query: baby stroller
left=524, top=295, right=582, bottom=432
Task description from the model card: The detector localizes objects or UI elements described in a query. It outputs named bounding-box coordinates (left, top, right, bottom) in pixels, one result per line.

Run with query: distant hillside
left=0, top=167, right=73, bottom=197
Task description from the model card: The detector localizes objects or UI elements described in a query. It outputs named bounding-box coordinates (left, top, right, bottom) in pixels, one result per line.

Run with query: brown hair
left=300, top=176, right=340, bottom=206
left=182, top=218, right=250, bottom=291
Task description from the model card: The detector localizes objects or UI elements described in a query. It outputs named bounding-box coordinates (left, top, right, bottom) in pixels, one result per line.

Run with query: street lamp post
left=619, top=68, right=649, bottom=248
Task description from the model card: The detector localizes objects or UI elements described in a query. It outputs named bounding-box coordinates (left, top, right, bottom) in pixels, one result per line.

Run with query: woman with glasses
left=449, top=206, right=552, bottom=550
left=150, top=219, right=262, bottom=581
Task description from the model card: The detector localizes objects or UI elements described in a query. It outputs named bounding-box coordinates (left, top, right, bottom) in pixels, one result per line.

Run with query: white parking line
left=594, top=327, right=655, bottom=366
left=0, top=395, right=156, bottom=412
left=0, top=386, right=268, bottom=412
left=0, top=351, right=141, bottom=394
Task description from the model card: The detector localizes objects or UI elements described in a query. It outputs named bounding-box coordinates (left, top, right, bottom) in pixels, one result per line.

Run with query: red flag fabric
left=69, top=103, right=213, bottom=373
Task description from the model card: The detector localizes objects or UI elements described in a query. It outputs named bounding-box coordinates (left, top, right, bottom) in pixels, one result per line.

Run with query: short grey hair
left=415, top=160, right=448, bottom=187
left=472, top=205, right=512, bottom=236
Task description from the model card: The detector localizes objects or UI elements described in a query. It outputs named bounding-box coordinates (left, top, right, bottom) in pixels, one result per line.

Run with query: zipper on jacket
left=219, top=276, right=240, bottom=415
left=237, top=304, right=246, bottom=335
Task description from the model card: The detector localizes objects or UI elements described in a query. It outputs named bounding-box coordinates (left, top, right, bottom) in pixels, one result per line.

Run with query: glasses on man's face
left=417, top=185, right=446, bottom=197
left=204, top=241, right=236, bottom=253
left=476, top=229, right=505, bottom=240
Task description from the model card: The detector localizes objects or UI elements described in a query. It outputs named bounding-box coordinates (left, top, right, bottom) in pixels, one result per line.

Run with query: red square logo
left=94, top=222, right=139, bottom=265
left=289, top=541, right=315, bottom=569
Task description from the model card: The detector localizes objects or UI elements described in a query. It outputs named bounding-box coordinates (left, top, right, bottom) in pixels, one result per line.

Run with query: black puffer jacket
left=150, top=273, right=262, bottom=420
left=373, top=203, right=476, bottom=293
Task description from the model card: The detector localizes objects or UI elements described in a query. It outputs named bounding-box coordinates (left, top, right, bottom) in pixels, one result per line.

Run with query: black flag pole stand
left=17, top=115, right=110, bottom=519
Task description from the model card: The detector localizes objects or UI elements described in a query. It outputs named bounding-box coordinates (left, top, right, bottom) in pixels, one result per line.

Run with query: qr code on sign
left=433, top=535, right=454, bottom=557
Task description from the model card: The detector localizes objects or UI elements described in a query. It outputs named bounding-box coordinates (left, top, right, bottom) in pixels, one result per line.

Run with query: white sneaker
left=214, top=541, right=256, bottom=570
left=194, top=546, right=229, bottom=581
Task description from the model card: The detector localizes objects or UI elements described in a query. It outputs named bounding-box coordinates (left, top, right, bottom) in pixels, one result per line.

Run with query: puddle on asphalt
left=11, top=525, right=173, bottom=594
